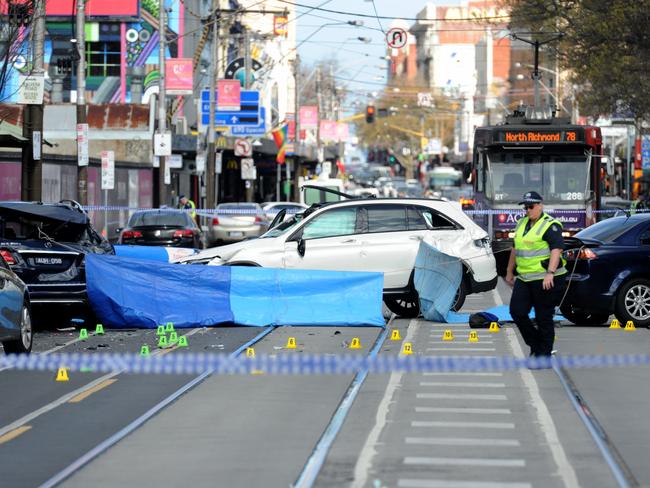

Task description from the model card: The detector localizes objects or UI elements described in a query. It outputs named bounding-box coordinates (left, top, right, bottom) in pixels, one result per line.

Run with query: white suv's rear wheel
left=384, top=296, right=420, bottom=318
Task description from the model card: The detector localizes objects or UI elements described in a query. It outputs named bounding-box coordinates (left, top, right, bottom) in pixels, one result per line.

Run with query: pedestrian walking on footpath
left=505, top=191, right=567, bottom=361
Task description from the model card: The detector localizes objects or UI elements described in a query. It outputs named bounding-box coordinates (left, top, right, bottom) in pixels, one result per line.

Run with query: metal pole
left=76, top=0, right=88, bottom=205
left=206, top=0, right=218, bottom=210
left=244, top=28, right=251, bottom=90
left=316, top=67, right=322, bottom=165
left=158, top=0, right=167, bottom=207
left=22, top=0, right=45, bottom=201
left=293, top=55, right=301, bottom=202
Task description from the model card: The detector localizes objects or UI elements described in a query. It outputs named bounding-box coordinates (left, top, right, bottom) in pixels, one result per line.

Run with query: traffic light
left=365, top=105, right=375, bottom=123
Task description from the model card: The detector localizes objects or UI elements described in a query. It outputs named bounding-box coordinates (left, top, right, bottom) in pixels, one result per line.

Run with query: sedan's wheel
left=560, top=303, right=610, bottom=326
left=384, top=296, right=420, bottom=318
left=2, top=300, right=33, bottom=354
left=451, top=280, right=468, bottom=312
left=615, top=278, right=650, bottom=328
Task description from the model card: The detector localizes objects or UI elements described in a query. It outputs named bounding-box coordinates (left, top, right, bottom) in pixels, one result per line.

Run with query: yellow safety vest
left=182, top=200, right=196, bottom=219
left=513, top=213, right=567, bottom=281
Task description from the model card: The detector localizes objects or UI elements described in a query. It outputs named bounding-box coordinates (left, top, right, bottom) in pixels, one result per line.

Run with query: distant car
left=0, top=252, right=32, bottom=354
left=0, top=200, right=113, bottom=306
left=118, top=209, right=202, bottom=249
left=261, top=202, right=308, bottom=223
left=561, top=214, right=650, bottom=327
left=209, top=203, right=267, bottom=246
left=179, top=197, right=498, bottom=317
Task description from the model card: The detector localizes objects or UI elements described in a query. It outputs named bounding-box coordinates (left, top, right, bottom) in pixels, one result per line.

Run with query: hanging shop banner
left=319, top=120, right=337, bottom=141
left=217, top=79, right=241, bottom=111
left=299, top=106, right=318, bottom=129
left=166, top=59, right=193, bottom=95
left=274, top=15, right=289, bottom=36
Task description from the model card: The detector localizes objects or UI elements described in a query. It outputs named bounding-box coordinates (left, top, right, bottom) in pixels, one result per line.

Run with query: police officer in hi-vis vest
left=506, top=191, right=567, bottom=361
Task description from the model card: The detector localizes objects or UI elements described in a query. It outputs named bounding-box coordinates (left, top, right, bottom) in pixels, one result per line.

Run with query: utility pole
left=157, top=0, right=168, bottom=207
left=21, top=0, right=45, bottom=201
left=243, top=27, right=251, bottom=90
left=75, top=0, right=88, bottom=205
left=292, top=55, right=301, bottom=202
left=206, top=0, right=219, bottom=210
left=316, top=67, right=322, bottom=167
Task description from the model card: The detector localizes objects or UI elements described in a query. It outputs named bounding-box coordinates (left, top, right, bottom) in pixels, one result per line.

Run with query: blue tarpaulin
left=113, top=245, right=199, bottom=263
left=414, top=243, right=462, bottom=322
left=86, top=254, right=385, bottom=328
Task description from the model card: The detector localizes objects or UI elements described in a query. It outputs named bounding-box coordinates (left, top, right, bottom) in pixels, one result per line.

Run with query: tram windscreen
left=485, top=151, right=590, bottom=204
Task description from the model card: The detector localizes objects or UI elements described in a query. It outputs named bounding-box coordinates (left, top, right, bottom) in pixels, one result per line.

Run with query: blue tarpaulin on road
left=86, top=255, right=385, bottom=328
left=414, top=243, right=462, bottom=322
left=113, top=245, right=199, bottom=263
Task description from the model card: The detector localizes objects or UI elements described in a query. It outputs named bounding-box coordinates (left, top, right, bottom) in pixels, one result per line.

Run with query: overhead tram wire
left=369, top=0, right=385, bottom=34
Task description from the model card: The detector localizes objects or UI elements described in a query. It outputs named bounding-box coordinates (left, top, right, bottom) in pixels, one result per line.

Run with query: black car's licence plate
left=34, top=257, right=63, bottom=265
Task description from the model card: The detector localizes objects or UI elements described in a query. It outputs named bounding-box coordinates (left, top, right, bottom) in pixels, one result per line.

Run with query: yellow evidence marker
left=468, top=331, right=479, bottom=343
left=624, top=321, right=636, bottom=331
left=442, top=330, right=454, bottom=341
left=55, top=367, right=70, bottom=382
left=489, top=322, right=500, bottom=332
left=390, top=329, right=402, bottom=341
left=349, top=338, right=362, bottom=349
left=246, top=347, right=256, bottom=358
left=402, top=342, right=413, bottom=355
left=609, top=319, right=621, bottom=329
left=286, top=337, right=297, bottom=349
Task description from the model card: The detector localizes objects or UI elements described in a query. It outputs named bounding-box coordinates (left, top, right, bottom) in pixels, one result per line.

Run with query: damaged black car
left=0, top=200, right=114, bottom=308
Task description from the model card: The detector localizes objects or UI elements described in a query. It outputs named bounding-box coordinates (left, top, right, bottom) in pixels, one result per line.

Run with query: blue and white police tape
left=80, top=205, right=649, bottom=216
left=3, top=353, right=650, bottom=375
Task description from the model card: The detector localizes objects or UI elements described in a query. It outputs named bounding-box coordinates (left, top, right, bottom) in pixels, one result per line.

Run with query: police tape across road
left=80, top=206, right=649, bottom=216
left=3, top=352, right=650, bottom=376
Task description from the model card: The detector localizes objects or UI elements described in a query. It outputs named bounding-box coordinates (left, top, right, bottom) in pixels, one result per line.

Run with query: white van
left=299, top=176, right=347, bottom=205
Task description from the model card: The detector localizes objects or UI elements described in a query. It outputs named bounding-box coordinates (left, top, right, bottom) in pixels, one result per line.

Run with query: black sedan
left=561, top=214, right=650, bottom=327
left=0, top=200, right=113, bottom=307
left=0, top=251, right=32, bottom=354
left=118, top=210, right=202, bottom=249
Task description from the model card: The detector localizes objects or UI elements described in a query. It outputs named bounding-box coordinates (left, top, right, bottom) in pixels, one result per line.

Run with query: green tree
left=505, top=0, right=650, bottom=124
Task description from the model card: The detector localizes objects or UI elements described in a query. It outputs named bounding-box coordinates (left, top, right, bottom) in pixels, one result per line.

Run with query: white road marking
left=505, top=327, right=580, bottom=487
left=426, top=347, right=496, bottom=352
left=0, top=328, right=202, bottom=436
left=411, top=420, right=515, bottom=429
left=419, top=381, right=505, bottom=388
left=351, top=318, right=420, bottom=488
left=405, top=436, right=520, bottom=447
left=429, top=340, right=495, bottom=344
left=422, top=372, right=503, bottom=377
left=416, top=392, right=507, bottom=400
left=404, top=456, right=525, bottom=467
left=415, top=406, right=512, bottom=415
left=398, top=479, right=531, bottom=488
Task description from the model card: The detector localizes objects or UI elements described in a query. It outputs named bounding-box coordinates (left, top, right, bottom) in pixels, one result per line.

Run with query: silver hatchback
left=209, top=203, right=267, bottom=246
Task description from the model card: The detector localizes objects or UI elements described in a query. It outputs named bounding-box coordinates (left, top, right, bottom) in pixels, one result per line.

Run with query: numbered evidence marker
left=468, top=331, right=479, bottom=343
left=442, top=330, right=454, bottom=341
left=489, top=322, right=500, bottom=332
left=286, top=337, right=297, bottom=349
left=609, top=319, right=621, bottom=329
left=390, top=329, right=402, bottom=341
left=349, top=337, right=362, bottom=349
left=402, top=342, right=413, bottom=355
left=624, top=320, right=636, bottom=331
left=246, top=347, right=256, bottom=358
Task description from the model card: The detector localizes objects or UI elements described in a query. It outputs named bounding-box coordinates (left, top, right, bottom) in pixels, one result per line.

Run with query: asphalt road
left=1, top=282, right=649, bottom=487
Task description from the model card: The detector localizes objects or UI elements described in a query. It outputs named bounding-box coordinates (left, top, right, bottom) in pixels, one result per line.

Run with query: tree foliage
left=505, top=0, right=650, bottom=123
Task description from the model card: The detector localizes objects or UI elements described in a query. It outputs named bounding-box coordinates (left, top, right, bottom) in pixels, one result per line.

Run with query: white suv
left=178, top=198, right=497, bottom=317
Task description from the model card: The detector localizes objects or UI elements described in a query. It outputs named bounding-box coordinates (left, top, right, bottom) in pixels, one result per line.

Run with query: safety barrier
left=3, top=352, right=650, bottom=376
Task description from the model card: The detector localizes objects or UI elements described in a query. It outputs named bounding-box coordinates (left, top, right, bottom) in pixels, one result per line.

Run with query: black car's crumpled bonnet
left=0, top=201, right=89, bottom=225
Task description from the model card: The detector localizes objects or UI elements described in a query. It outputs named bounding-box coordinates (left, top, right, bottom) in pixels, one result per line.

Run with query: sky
left=295, top=0, right=462, bottom=110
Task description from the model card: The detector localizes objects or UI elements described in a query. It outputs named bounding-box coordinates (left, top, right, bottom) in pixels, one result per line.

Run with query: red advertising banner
left=299, top=106, right=318, bottom=129
left=319, top=120, right=337, bottom=142
left=39, top=0, right=140, bottom=18
left=217, top=79, right=241, bottom=111
left=166, top=58, right=193, bottom=95
left=274, top=15, right=289, bottom=37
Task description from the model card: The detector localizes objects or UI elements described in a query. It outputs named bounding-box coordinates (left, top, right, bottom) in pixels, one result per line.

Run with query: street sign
left=230, top=107, right=266, bottom=136
left=417, top=92, right=434, bottom=108
left=32, top=131, right=41, bottom=160
left=167, top=154, right=183, bottom=169
left=241, top=158, right=256, bottom=180
left=386, top=27, right=407, bottom=48
left=234, top=138, right=252, bottom=157
left=77, top=123, right=88, bottom=166
left=17, top=74, right=44, bottom=104
left=101, top=150, right=115, bottom=190
left=217, top=79, right=240, bottom=111
left=216, top=151, right=223, bottom=174
left=154, top=132, right=172, bottom=156
left=200, top=90, right=260, bottom=127
left=642, top=136, right=650, bottom=171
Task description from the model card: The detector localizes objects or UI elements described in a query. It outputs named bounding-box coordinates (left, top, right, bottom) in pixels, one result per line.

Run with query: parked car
left=561, top=214, right=650, bottom=327
left=118, top=209, right=202, bottom=249
left=178, top=197, right=498, bottom=317
left=0, top=251, right=32, bottom=354
left=209, top=203, right=267, bottom=246
left=261, top=202, right=308, bottom=223
left=0, top=200, right=113, bottom=307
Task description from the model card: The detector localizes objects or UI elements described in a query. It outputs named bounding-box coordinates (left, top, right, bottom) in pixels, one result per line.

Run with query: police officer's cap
left=518, top=191, right=543, bottom=205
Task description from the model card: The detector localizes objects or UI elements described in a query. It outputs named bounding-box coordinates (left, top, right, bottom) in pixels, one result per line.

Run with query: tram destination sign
left=497, top=128, right=584, bottom=143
